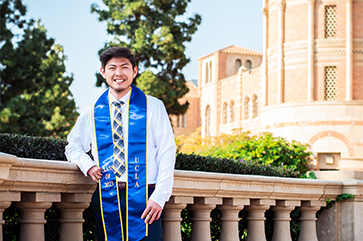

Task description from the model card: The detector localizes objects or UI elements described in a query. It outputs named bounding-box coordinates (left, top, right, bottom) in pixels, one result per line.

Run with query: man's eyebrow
left=107, top=63, right=131, bottom=68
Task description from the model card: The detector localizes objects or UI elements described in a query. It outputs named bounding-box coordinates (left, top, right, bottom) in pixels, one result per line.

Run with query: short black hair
left=99, top=47, right=136, bottom=69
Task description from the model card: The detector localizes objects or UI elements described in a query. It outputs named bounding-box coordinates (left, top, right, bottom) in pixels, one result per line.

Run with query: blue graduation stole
left=92, top=85, right=148, bottom=241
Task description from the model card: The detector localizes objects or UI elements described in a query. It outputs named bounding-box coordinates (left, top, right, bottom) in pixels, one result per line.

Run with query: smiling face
left=100, top=57, right=138, bottom=99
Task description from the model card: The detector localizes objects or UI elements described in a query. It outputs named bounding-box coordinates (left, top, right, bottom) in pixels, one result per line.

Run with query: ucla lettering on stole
left=134, top=157, right=140, bottom=187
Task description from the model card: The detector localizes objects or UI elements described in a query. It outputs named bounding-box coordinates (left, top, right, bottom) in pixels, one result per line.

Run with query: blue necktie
left=112, top=100, right=126, bottom=177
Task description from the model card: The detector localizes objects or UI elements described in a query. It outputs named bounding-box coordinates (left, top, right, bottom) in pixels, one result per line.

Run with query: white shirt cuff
left=149, top=188, right=169, bottom=209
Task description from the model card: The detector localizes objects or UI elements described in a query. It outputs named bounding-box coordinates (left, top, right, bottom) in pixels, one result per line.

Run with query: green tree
left=0, top=0, right=78, bottom=138
left=91, top=0, right=202, bottom=115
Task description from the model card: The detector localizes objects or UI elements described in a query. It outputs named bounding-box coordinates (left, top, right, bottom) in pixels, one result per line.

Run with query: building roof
left=219, top=45, right=262, bottom=56
left=199, top=45, right=262, bottom=59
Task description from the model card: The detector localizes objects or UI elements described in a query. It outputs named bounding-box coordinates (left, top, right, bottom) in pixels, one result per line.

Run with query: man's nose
left=115, top=68, right=124, bottom=76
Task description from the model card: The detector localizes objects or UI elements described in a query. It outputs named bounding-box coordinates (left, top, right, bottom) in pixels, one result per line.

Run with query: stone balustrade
left=0, top=152, right=95, bottom=241
left=1, top=152, right=362, bottom=241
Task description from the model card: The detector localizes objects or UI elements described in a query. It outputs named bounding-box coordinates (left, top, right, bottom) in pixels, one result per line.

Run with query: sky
left=22, top=0, right=263, bottom=111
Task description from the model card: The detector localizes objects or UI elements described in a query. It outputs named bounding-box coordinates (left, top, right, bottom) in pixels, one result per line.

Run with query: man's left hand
left=141, top=200, right=162, bottom=224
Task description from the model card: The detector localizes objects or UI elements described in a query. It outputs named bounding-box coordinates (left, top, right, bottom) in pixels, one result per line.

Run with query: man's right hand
left=87, top=165, right=102, bottom=183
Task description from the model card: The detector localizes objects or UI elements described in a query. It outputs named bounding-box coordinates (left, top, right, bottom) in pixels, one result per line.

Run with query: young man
left=65, top=47, right=176, bottom=241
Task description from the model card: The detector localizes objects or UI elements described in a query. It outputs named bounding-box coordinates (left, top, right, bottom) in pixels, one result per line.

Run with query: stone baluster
left=298, top=201, right=325, bottom=241
left=218, top=198, right=249, bottom=241
left=0, top=201, right=11, bottom=241
left=162, top=196, right=193, bottom=241
left=0, top=191, right=21, bottom=241
left=271, top=200, right=301, bottom=241
left=245, top=199, right=275, bottom=241
left=189, top=197, right=222, bottom=241
left=54, top=193, right=92, bottom=241
left=14, top=192, right=60, bottom=241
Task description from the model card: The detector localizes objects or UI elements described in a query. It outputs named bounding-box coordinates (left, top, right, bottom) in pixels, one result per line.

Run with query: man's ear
left=100, top=67, right=106, bottom=79
left=133, top=66, right=138, bottom=78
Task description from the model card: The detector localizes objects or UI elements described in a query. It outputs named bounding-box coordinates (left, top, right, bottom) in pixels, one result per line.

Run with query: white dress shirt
left=65, top=89, right=176, bottom=208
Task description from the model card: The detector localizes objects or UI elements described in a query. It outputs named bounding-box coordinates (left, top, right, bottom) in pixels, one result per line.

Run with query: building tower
left=197, top=0, right=363, bottom=170
left=260, top=0, right=363, bottom=170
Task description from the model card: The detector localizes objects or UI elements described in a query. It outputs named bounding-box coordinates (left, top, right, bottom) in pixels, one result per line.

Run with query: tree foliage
left=91, top=0, right=202, bottom=115
left=0, top=0, right=78, bottom=138
left=176, top=129, right=311, bottom=173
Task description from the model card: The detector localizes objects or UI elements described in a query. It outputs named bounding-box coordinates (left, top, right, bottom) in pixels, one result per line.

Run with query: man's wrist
left=149, top=191, right=166, bottom=209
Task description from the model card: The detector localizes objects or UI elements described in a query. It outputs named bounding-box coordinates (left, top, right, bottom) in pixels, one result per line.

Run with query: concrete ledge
left=173, top=170, right=344, bottom=201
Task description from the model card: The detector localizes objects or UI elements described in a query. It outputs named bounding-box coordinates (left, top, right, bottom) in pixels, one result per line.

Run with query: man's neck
left=110, top=87, right=130, bottom=100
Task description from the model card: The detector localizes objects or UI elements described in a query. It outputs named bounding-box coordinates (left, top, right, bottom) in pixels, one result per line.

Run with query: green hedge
left=0, top=133, right=67, bottom=161
left=0, top=133, right=303, bottom=240
left=176, top=153, right=301, bottom=178
left=0, top=133, right=301, bottom=178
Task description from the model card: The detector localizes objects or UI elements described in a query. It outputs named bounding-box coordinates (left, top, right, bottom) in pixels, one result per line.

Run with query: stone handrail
left=0, top=152, right=362, bottom=241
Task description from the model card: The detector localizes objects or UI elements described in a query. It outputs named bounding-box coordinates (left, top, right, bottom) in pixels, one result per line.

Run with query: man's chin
left=114, top=88, right=125, bottom=93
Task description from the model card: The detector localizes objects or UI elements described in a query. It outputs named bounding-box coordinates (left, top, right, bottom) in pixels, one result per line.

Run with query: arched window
left=244, top=97, right=250, bottom=120
left=235, top=59, right=242, bottom=73
left=253, top=95, right=258, bottom=118
left=205, top=106, right=211, bottom=136
left=223, top=102, right=228, bottom=124
left=245, top=60, right=252, bottom=70
left=205, top=63, right=209, bottom=84
left=230, top=100, right=235, bottom=122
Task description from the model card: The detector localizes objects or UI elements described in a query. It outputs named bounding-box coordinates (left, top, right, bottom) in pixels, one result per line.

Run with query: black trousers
left=91, top=187, right=163, bottom=241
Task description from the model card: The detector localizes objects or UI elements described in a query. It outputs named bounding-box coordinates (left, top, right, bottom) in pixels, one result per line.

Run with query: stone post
left=14, top=192, right=60, bottom=241
left=298, top=201, right=325, bottom=241
left=346, top=0, right=353, bottom=101
left=277, top=1, right=285, bottom=104
left=245, top=199, right=275, bottom=241
left=271, top=200, right=301, bottom=241
left=15, top=201, right=53, bottom=241
left=307, top=0, right=315, bottom=101
left=162, top=196, right=193, bottom=241
left=0, top=201, right=12, bottom=241
left=0, top=191, right=21, bottom=241
left=217, top=198, right=249, bottom=241
left=189, top=197, right=222, bottom=241
left=54, top=193, right=92, bottom=241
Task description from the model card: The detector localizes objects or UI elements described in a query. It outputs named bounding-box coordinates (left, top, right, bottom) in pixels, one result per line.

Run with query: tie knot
left=114, top=100, right=124, bottom=107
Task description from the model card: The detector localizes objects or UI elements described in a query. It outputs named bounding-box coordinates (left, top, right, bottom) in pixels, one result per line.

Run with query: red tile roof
left=219, top=45, right=262, bottom=56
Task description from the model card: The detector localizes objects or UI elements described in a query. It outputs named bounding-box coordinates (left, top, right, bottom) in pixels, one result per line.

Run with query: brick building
left=171, top=80, right=201, bottom=136
left=177, top=0, right=363, bottom=171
